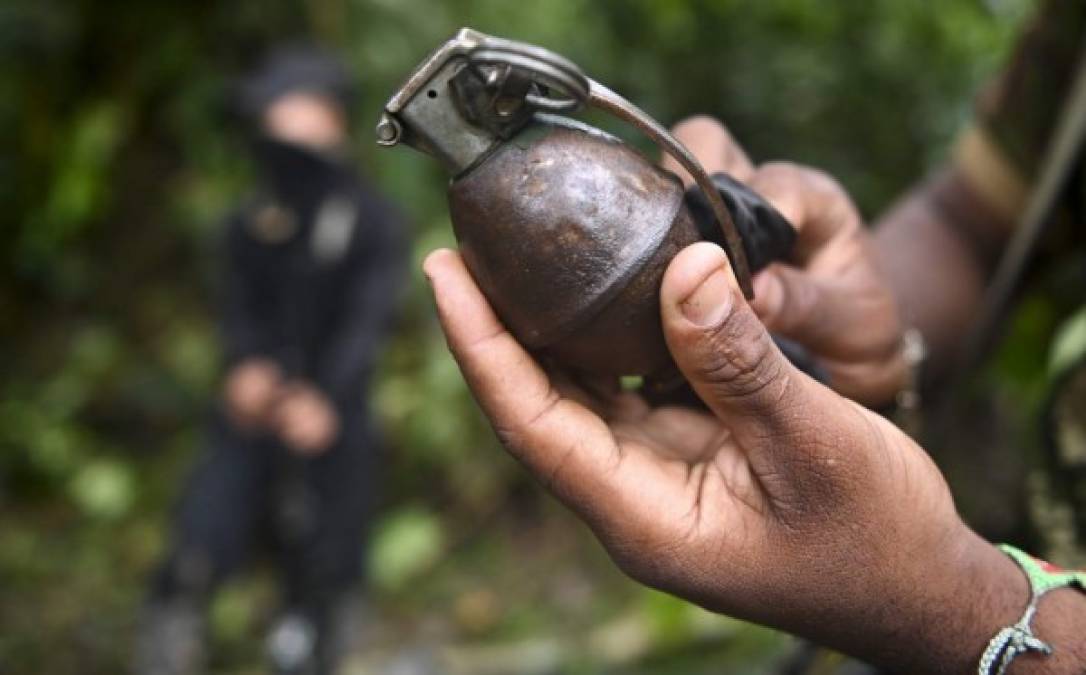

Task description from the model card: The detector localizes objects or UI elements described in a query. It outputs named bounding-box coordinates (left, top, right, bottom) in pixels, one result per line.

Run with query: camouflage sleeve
left=953, top=0, right=1086, bottom=224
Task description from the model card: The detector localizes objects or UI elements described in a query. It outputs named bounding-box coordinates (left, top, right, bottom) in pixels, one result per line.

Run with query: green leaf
left=68, top=459, right=135, bottom=520
left=368, top=506, right=445, bottom=592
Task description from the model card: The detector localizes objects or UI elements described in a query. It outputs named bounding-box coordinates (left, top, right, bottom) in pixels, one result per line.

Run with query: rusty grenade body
left=379, top=29, right=792, bottom=379
left=450, top=118, right=700, bottom=376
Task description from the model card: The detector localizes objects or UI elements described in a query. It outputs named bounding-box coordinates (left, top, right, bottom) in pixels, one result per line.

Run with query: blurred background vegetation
left=0, top=0, right=1036, bottom=672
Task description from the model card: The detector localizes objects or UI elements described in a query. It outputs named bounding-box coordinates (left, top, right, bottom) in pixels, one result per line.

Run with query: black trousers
left=152, top=405, right=378, bottom=617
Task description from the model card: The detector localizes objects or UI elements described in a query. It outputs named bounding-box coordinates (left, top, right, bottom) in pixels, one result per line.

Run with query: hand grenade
left=377, top=29, right=795, bottom=380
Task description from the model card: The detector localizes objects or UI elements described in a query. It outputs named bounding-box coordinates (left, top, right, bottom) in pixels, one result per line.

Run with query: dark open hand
left=424, top=242, right=1025, bottom=673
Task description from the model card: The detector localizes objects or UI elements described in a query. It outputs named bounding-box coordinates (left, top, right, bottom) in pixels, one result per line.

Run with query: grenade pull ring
left=377, top=28, right=754, bottom=298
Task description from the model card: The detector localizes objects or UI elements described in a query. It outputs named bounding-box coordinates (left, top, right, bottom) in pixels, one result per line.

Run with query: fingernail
left=421, top=256, right=436, bottom=281
left=680, top=268, right=734, bottom=327
left=421, top=249, right=446, bottom=284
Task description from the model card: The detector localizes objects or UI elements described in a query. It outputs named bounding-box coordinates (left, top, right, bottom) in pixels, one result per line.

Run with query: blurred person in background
left=135, top=45, right=406, bottom=675
left=424, top=1, right=1086, bottom=672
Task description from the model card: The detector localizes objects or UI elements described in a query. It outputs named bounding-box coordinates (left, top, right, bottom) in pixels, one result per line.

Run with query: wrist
left=824, top=526, right=1026, bottom=674
left=1007, top=578, right=1086, bottom=674
left=906, top=535, right=1086, bottom=675
left=893, top=529, right=1028, bottom=674
left=1012, top=586, right=1086, bottom=675
left=780, top=524, right=1025, bottom=673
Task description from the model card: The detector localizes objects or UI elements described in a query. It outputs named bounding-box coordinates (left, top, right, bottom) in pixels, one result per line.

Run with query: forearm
left=821, top=531, right=1086, bottom=674
left=768, top=529, right=1019, bottom=673
left=873, top=170, right=1010, bottom=376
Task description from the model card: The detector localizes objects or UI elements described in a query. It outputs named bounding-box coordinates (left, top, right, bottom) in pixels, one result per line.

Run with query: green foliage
left=368, top=505, right=446, bottom=592
left=68, top=458, right=136, bottom=520
left=28, top=101, right=124, bottom=261
left=0, top=0, right=1033, bottom=672
left=1050, top=306, right=1086, bottom=376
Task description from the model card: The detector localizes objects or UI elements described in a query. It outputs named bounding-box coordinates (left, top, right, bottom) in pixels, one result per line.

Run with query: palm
left=552, top=379, right=769, bottom=558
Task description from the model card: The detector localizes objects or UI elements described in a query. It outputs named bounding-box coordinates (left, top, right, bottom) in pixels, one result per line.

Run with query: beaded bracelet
left=977, top=545, right=1086, bottom=675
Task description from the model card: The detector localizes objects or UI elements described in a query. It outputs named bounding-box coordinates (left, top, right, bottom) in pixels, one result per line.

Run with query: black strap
left=684, top=172, right=797, bottom=274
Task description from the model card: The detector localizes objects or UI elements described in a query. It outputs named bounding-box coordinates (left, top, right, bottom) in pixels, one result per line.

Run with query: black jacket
left=220, top=141, right=406, bottom=411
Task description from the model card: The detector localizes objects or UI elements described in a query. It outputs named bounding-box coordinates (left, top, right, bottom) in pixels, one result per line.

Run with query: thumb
left=660, top=243, right=859, bottom=467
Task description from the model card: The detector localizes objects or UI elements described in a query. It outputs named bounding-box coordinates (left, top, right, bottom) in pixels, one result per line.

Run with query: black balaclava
left=236, top=44, right=357, bottom=212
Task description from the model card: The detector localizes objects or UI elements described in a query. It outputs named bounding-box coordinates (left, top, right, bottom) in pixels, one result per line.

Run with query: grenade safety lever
left=376, top=27, right=755, bottom=298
